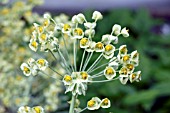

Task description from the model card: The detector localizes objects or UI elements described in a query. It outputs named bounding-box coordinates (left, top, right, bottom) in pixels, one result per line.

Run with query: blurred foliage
left=78, top=9, right=170, bottom=113
left=0, top=1, right=68, bottom=113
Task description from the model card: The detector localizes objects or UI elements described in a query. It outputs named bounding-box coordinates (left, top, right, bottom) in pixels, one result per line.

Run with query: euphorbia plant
left=19, top=11, right=141, bottom=113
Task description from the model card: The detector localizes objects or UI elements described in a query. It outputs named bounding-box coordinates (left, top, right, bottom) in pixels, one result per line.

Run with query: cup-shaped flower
left=71, top=13, right=85, bottom=24
left=43, top=13, right=51, bottom=19
left=121, top=54, right=131, bottom=64
left=18, top=106, right=32, bottom=113
left=131, top=71, right=141, bottom=82
left=118, top=45, right=128, bottom=56
left=130, top=50, right=139, bottom=66
left=27, top=58, right=36, bottom=65
left=54, top=14, right=69, bottom=23
left=38, top=33, right=48, bottom=44
left=119, top=77, right=129, bottom=85
left=95, top=42, right=104, bottom=52
left=102, top=34, right=118, bottom=45
left=77, top=13, right=86, bottom=24
left=29, top=39, right=38, bottom=52
left=121, top=27, right=129, bottom=37
left=104, top=44, right=115, bottom=55
left=112, top=24, right=121, bottom=36
left=136, top=71, right=142, bottom=82
left=129, top=73, right=137, bottom=83
left=80, top=38, right=89, bottom=48
left=102, top=34, right=111, bottom=45
left=104, top=67, right=116, bottom=80
left=32, top=106, right=44, bottom=113
left=40, top=37, right=59, bottom=52
left=87, top=97, right=101, bottom=110
left=119, top=66, right=131, bottom=84
left=72, top=28, right=84, bottom=39
left=100, top=98, right=111, bottom=108
left=92, top=11, right=103, bottom=21
left=27, top=58, right=39, bottom=75
left=126, top=63, right=134, bottom=72
left=36, top=58, right=48, bottom=71
left=33, top=23, right=44, bottom=35
left=54, top=23, right=63, bottom=31
left=63, top=75, right=73, bottom=85
left=20, top=63, right=31, bottom=76
left=86, top=41, right=96, bottom=52
left=72, top=15, right=78, bottom=23
left=84, top=22, right=96, bottom=29
left=80, top=71, right=89, bottom=81
left=119, top=67, right=129, bottom=77
left=131, top=50, right=139, bottom=60
left=62, top=24, right=71, bottom=34
left=43, top=18, right=50, bottom=28
left=37, top=26, right=44, bottom=34
left=85, top=29, right=95, bottom=37
left=21, top=58, right=42, bottom=76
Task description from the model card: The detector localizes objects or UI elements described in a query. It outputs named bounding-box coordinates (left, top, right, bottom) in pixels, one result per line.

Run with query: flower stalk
left=69, top=95, right=76, bottom=113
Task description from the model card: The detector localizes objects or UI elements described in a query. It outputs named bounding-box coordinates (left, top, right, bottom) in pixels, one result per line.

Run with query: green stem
left=24, top=76, right=33, bottom=96
left=74, top=39, right=77, bottom=71
left=58, top=49, right=72, bottom=74
left=48, top=66, right=63, bottom=77
left=78, top=107, right=87, bottom=113
left=88, top=77, right=120, bottom=83
left=49, top=49, right=71, bottom=74
left=82, top=52, right=93, bottom=71
left=88, top=61, right=111, bottom=74
left=69, top=95, right=76, bottom=113
left=79, top=49, right=86, bottom=71
left=87, top=53, right=103, bottom=72
left=49, top=49, right=58, bottom=61
left=92, top=70, right=104, bottom=77
left=62, top=35, right=74, bottom=72
left=88, top=56, right=103, bottom=73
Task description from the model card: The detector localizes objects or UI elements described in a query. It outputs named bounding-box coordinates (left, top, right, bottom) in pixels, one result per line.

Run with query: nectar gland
left=105, top=45, right=113, bottom=51
left=74, top=28, right=83, bottom=36
left=95, top=42, right=103, bottom=49
left=81, top=72, right=88, bottom=80
left=64, top=75, right=72, bottom=82
left=24, top=66, right=30, bottom=73
left=80, top=38, right=88, bottom=46
left=106, top=67, right=114, bottom=75
left=88, top=100, right=95, bottom=107
left=63, top=24, right=71, bottom=31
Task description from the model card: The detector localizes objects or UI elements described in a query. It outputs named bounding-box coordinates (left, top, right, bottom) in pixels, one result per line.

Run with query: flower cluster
left=18, top=106, right=44, bottom=113
left=87, top=97, right=111, bottom=110
left=29, top=13, right=57, bottom=52
left=117, top=46, right=141, bottom=84
left=63, top=72, right=90, bottom=95
left=103, top=45, right=141, bottom=84
left=20, top=58, right=48, bottom=76
left=0, top=1, right=65, bottom=112
left=21, top=10, right=141, bottom=113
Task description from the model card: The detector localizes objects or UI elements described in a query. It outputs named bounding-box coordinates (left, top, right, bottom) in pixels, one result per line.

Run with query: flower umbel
left=20, top=11, right=141, bottom=113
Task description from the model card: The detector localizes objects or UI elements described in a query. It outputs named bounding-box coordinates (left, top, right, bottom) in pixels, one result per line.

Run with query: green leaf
left=123, top=90, right=159, bottom=105
left=151, top=82, right=170, bottom=95
left=154, top=69, right=170, bottom=81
